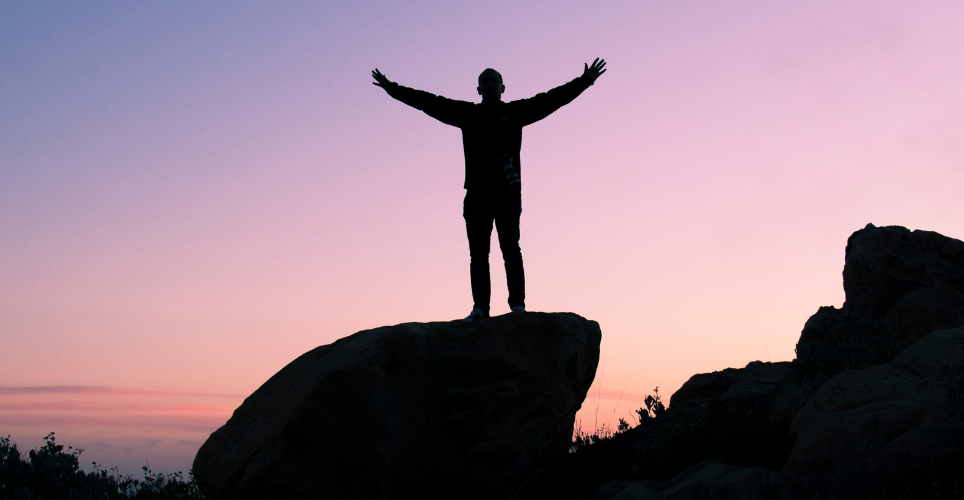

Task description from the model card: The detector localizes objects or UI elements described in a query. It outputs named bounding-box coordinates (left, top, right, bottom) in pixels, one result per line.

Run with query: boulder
left=794, top=225, right=964, bottom=390
left=885, top=284, right=964, bottom=344
left=783, top=327, right=964, bottom=489
left=670, top=360, right=808, bottom=419
left=589, top=226, right=964, bottom=498
left=791, top=306, right=899, bottom=390
left=842, top=224, right=964, bottom=318
left=193, top=312, right=601, bottom=500
left=621, top=361, right=804, bottom=481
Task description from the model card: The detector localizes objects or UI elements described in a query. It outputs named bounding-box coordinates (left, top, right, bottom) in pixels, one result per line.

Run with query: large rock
left=842, top=224, right=964, bottom=318
left=620, top=361, right=804, bottom=481
left=602, top=319, right=964, bottom=499
left=193, top=312, right=601, bottom=500
left=782, top=327, right=964, bottom=492
left=669, top=360, right=808, bottom=420
left=885, top=284, right=964, bottom=344
left=591, top=226, right=964, bottom=499
left=794, top=225, right=964, bottom=390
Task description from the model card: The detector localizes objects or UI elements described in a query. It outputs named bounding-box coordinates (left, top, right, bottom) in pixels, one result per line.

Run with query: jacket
left=383, top=75, right=593, bottom=192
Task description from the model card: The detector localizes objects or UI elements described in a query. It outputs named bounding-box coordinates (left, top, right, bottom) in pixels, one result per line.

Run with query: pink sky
left=2, top=1, right=964, bottom=474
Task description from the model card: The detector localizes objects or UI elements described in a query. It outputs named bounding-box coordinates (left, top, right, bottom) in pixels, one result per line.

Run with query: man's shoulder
left=504, top=95, right=541, bottom=113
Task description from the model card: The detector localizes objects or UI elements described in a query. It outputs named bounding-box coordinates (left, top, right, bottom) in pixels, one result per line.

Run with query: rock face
left=783, top=327, right=964, bottom=488
left=795, top=225, right=964, bottom=387
left=593, top=460, right=775, bottom=500
left=669, top=360, right=809, bottom=421
left=620, top=361, right=804, bottom=482
left=593, top=225, right=964, bottom=499
left=194, top=312, right=601, bottom=500
left=842, top=224, right=964, bottom=318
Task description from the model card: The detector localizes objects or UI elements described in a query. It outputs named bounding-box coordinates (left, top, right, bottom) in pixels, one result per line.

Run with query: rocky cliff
left=193, top=312, right=601, bottom=499
left=590, top=224, right=964, bottom=499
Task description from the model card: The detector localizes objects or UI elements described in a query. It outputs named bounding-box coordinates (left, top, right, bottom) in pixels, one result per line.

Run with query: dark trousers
left=463, top=190, right=525, bottom=313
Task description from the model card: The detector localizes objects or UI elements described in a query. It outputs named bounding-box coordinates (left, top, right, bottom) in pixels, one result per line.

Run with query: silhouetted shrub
left=513, top=384, right=793, bottom=498
left=635, top=387, right=667, bottom=423
left=511, top=389, right=666, bottom=499
left=0, top=433, right=204, bottom=500
left=630, top=397, right=793, bottom=480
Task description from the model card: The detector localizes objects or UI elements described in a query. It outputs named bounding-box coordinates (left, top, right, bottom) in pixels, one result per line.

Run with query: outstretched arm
left=514, top=58, right=607, bottom=126
left=371, top=68, right=470, bottom=127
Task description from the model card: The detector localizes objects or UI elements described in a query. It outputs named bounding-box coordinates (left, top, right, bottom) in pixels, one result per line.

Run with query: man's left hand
left=582, top=58, right=607, bottom=83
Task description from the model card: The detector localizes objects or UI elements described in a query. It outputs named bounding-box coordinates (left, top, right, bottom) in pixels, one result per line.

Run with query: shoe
left=511, top=305, right=526, bottom=314
left=462, top=308, right=489, bottom=322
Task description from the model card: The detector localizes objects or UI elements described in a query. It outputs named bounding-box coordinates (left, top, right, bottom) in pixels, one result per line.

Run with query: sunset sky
left=3, top=1, right=964, bottom=475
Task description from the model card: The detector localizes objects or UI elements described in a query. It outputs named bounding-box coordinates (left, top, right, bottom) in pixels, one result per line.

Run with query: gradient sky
left=3, top=0, right=964, bottom=475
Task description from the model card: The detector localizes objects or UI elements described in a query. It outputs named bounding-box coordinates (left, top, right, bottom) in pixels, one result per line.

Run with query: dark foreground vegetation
left=0, top=433, right=204, bottom=500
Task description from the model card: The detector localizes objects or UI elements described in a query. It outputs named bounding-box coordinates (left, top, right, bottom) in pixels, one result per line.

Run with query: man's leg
left=464, top=193, right=494, bottom=315
left=495, top=195, right=525, bottom=309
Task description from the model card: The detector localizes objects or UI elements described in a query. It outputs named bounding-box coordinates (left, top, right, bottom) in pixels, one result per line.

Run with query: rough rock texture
left=593, top=225, right=964, bottom=499
left=193, top=312, right=600, bottom=500
left=619, top=361, right=805, bottom=481
left=593, top=460, right=774, bottom=500
left=670, top=360, right=809, bottom=420
left=795, top=225, right=964, bottom=389
left=843, top=224, right=964, bottom=318
left=885, top=284, right=964, bottom=344
left=783, top=327, right=964, bottom=481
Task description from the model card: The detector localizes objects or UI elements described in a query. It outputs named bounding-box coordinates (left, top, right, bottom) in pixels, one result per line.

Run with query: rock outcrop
left=842, top=224, right=964, bottom=319
left=669, top=360, right=809, bottom=424
left=794, top=225, right=964, bottom=389
left=194, top=312, right=601, bottom=500
left=781, top=327, right=964, bottom=492
left=617, top=361, right=806, bottom=482
left=591, top=224, right=964, bottom=499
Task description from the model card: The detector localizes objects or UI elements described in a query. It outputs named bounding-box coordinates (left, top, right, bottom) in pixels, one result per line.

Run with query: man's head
left=477, top=68, right=504, bottom=102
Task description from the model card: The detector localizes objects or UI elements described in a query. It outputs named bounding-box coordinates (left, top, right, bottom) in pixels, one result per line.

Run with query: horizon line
left=0, top=385, right=246, bottom=398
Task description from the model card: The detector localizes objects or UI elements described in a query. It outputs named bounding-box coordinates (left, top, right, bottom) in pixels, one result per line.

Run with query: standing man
left=372, top=59, right=606, bottom=322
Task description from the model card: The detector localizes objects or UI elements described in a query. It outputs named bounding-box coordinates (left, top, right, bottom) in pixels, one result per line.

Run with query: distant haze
left=2, top=0, right=963, bottom=475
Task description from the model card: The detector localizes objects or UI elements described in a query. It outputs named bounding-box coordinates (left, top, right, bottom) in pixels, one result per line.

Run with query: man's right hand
left=372, top=69, right=393, bottom=88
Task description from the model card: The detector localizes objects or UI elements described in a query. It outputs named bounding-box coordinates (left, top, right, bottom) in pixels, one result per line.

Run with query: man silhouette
left=372, top=59, right=606, bottom=322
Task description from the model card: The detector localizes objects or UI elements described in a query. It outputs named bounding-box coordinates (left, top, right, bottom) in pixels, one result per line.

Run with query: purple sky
left=2, top=1, right=964, bottom=474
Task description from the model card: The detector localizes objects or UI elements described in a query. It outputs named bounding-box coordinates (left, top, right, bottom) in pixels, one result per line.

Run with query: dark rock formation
left=886, top=284, right=964, bottom=344
left=782, top=327, right=964, bottom=490
left=842, top=224, right=964, bottom=318
left=193, top=312, right=600, bottom=500
left=591, top=225, right=964, bottom=499
left=669, top=360, right=809, bottom=422
left=593, top=460, right=775, bottom=499
left=794, top=224, right=964, bottom=388
left=618, top=361, right=803, bottom=482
